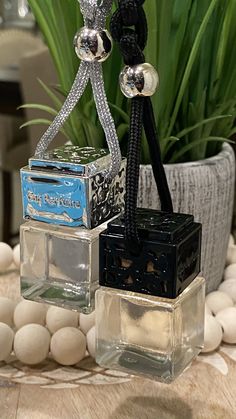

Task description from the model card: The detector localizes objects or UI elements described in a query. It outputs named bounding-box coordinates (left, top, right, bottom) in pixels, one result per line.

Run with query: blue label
left=21, top=170, right=88, bottom=228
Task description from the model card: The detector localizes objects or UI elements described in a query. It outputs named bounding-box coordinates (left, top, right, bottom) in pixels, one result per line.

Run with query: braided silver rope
left=35, top=62, right=90, bottom=156
left=35, top=0, right=121, bottom=179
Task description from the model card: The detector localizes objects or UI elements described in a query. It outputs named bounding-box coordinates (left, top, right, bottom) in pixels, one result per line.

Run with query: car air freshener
left=20, top=0, right=124, bottom=313
left=21, top=147, right=125, bottom=228
left=21, top=0, right=123, bottom=229
left=95, top=0, right=205, bottom=382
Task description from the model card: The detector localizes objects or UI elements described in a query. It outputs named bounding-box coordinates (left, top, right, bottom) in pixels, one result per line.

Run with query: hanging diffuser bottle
left=20, top=0, right=125, bottom=313
left=95, top=0, right=205, bottom=382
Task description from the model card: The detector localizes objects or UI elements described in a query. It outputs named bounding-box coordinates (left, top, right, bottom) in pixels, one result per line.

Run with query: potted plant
left=24, top=0, right=236, bottom=292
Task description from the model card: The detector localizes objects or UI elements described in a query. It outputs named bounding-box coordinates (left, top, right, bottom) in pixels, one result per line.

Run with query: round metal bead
left=119, top=63, right=159, bottom=98
left=74, top=27, right=112, bottom=63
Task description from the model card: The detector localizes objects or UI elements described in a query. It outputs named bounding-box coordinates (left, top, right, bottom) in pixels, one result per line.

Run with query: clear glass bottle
left=96, top=276, right=205, bottom=383
left=20, top=220, right=109, bottom=313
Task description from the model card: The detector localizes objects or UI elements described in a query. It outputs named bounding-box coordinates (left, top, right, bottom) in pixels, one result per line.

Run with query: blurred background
left=0, top=0, right=235, bottom=278
left=0, top=0, right=65, bottom=244
left=0, top=0, right=33, bottom=27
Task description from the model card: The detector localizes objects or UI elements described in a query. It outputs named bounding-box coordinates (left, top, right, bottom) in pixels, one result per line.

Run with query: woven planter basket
left=138, top=143, right=235, bottom=293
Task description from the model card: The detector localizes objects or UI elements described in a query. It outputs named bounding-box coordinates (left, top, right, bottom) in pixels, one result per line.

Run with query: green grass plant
left=25, top=0, right=236, bottom=163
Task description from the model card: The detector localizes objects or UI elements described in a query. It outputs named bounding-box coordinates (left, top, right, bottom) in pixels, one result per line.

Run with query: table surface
left=0, top=271, right=236, bottom=419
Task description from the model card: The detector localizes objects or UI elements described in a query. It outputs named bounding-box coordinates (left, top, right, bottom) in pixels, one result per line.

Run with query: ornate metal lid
left=29, top=146, right=110, bottom=177
left=106, top=209, right=196, bottom=243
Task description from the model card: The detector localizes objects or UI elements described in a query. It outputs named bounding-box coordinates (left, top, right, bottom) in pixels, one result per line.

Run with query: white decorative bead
left=87, top=326, right=96, bottom=359
left=219, top=279, right=236, bottom=303
left=224, top=263, right=236, bottom=281
left=226, top=245, right=236, bottom=266
left=50, top=327, right=86, bottom=366
left=79, top=311, right=95, bottom=335
left=0, top=322, right=14, bottom=361
left=13, top=244, right=20, bottom=268
left=46, top=306, right=79, bottom=334
left=14, top=300, right=47, bottom=330
left=216, top=307, right=236, bottom=344
left=0, top=297, right=15, bottom=327
left=201, top=315, right=223, bottom=353
left=14, top=324, right=50, bottom=365
left=0, top=242, right=13, bottom=271
left=229, top=234, right=235, bottom=247
left=74, top=27, right=112, bottom=62
left=119, top=63, right=159, bottom=98
left=205, top=303, right=212, bottom=316
left=206, top=291, right=234, bottom=315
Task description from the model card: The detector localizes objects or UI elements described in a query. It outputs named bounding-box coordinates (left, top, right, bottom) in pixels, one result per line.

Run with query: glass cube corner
left=95, top=277, right=205, bottom=383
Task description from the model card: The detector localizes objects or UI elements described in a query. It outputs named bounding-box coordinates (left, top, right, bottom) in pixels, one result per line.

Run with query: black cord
left=124, top=97, right=143, bottom=254
left=110, top=0, right=173, bottom=250
left=143, top=97, right=173, bottom=213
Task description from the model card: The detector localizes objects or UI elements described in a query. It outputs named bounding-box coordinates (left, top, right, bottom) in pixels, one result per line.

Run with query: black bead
left=99, top=209, right=202, bottom=299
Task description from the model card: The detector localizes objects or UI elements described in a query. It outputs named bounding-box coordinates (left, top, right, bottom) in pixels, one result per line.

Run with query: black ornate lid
left=107, top=208, right=195, bottom=242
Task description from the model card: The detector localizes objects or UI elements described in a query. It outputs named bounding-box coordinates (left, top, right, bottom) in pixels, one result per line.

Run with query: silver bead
left=119, top=63, right=159, bottom=98
left=74, top=27, right=112, bottom=63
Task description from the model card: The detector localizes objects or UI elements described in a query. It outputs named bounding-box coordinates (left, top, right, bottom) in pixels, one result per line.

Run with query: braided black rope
left=125, top=97, right=144, bottom=252
left=110, top=0, right=173, bottom=251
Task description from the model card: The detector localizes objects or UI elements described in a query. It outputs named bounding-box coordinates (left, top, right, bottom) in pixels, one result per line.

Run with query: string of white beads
left=0, top=295, right=95, bottom=365
left=202, top=233, right=236, bottom=352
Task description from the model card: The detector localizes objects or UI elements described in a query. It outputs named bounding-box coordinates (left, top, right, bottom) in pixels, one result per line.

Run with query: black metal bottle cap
left=99, top=208, right=202, bottom=299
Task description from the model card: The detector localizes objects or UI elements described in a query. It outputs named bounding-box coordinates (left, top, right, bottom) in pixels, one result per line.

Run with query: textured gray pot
left=138, top=143, right=235, bottom=293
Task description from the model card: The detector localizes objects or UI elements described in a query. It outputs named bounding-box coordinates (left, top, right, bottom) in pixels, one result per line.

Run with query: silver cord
left=35, top=62, right=90, bottom=157
left=91, top=61, right=121, bottom=178
left=35, top=0, right=121, bottom=179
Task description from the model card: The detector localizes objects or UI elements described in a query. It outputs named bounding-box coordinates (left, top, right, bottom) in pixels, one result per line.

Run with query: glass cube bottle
left=96, top=277, right=205, bottom=383
left=20, top=220, right=111, bottom=313
left=96, top=209, right=205, bottom=382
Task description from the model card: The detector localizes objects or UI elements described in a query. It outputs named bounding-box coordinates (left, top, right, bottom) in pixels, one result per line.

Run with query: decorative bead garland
left=0, top=297, right=96, bottom=365
left=203, top=234, right=236, bottom=352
